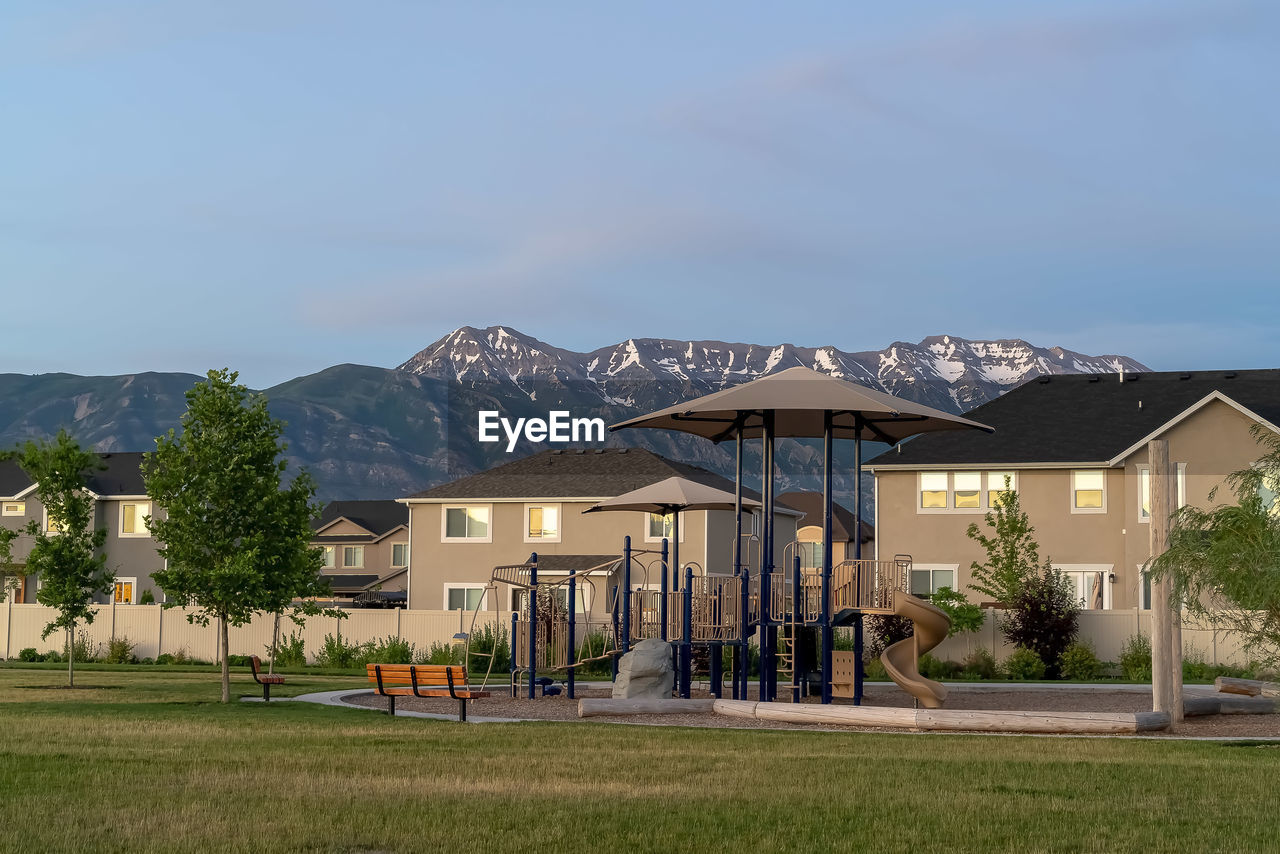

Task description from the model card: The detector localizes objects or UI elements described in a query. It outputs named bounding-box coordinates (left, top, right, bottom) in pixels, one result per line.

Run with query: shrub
left=930, top=587, right=984, bottom=637
left=1119, top=634, right=1153, bottom=682
left=42, top=650, right=62, bottom=663
left=1004, top=647, right=1047, bottom=680
left=270, top=631, right=307, bottom=668
left=155, top=653, right=174, bottom=665
left=137, top=589, right=156, bottom=605
left=366, top=635, right=414, bottom=665
left=1058, top=641, right=1103, bottom=681
left=103, top=636, right=138, bottom=665
left=415, top=641, right=463, bottom=666
left=65, top=633, right=100, bottom=663
left=467, top=623, right=510, bottom=673
left=862, top=656, right=887, bottom=681
left=723, top=641, right=761, bottom=677
left=226, top=654, right=253, bottom=668
left=864, top=613, right=913, bottom=659
left=18, top=647, right=40, bottom=662
left=1181, top=646, right=1214, bottom=682
left=315, top=633, right=363, bottom=669
left=572, top=629, right=614, bottom=678
left=961, top=647, right=998, bottom=680
left=138, top=657, right=155, bottom=665
left=1002, top=567, right=1079, bottom=678
left=919, top=654, right=961, bottom=680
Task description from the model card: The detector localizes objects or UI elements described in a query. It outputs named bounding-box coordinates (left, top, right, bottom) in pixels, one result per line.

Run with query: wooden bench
left=366, top=664, right=491, bottom=721
left=250, top=655, right=286, bottom=701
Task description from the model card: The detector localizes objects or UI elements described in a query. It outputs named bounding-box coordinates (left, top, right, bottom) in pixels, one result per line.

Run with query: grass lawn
left=1, top=667, right=1277, bottom=853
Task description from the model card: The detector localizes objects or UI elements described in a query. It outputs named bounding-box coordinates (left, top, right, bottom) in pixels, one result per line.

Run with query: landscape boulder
left=612, top=638, right=675, bottom=699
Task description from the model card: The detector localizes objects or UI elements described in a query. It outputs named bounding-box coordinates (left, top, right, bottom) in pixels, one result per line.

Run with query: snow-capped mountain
left=399, top=326, right=1148, bottom=414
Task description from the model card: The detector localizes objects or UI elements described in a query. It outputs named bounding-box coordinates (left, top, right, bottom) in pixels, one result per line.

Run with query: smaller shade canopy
left=609, top=366, right=993, bottom=444
left=583, top=476, right=761, bottom=515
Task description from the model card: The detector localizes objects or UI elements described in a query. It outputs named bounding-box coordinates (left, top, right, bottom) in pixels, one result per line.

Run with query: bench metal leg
left=459, top=699, right=467, bottom=722
left=263, top=683, right=270, bottom=702
left=388, top=695, right=396, bottom=716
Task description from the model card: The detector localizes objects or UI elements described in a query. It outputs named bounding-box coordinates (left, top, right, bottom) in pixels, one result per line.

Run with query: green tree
left=0, top=525, right=19, bottom=602
left=965, top=478, right=1043, bottom=605
left=13, top=431, right=111, bottom=686
left=930, top=586, right=984, bottom=638
left=143, top=369, right=333, bottom=702
left=1151, top=424, right=1280, bottom=669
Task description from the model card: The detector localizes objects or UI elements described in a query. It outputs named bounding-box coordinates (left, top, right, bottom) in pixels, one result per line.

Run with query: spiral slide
left=880, top=590, right=951, bottom=709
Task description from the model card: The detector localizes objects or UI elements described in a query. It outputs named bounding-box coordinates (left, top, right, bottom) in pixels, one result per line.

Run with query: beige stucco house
left=399, top=448, right=799, bottom=614
left=777, top=491, right=874, bottom=570
left=0, top=452, right=166, bottom=605
left=311, top=500, right=410, bottom=605
left=866, top=370, right=1280, bottom=610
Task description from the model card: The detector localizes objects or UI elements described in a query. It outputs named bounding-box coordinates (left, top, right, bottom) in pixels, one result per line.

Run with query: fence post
left=156, top=606, right=163, bottom=660
left=396, top=607, right=402, bottom=642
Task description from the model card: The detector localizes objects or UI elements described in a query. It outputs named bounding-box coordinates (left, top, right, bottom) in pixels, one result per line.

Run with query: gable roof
left=776, top=491, right=874, bottom=544
left=869, top=370, right=1280, bottom=469
left=313, top=500, right=408, bottom=537
left=405, top=448, right=753, bottom=502
left=0, top=452, right=147, bottom=499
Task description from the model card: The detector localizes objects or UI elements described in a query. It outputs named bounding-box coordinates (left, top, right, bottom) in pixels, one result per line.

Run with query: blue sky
left=2, top=1, right=1277, bottom=387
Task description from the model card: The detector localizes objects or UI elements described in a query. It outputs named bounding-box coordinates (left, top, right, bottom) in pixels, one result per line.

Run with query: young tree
left=0, top=526, right=19, bottom=602
left=13, top=431, right=111, bottom=686
left=143, top=369, right=333, bottom=702
left=966, top=478, right=1043, bottom=606
left=1152, top=424, right=1280, bottom=669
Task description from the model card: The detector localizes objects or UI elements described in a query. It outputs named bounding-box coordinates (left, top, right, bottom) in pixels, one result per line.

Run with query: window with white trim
left=645, top=512, right=684, bottom=542
left=343, top=546, right=364, bottom=568
left=1138, top=464, right=1186, bottom=522
left=910, top=566, right=956, bottom=597
left=987, top=472, right=1015, bottom=507
left=321, top=546, right=336, bottom=568
left=953, top=472, right=981, bottom=509
left=1071, top=470, right=1106, bottom=512
left=524, top=504, right=561, bottom=543
left=2, top=502, right=24, bottom=517
left=44, top=509, right=63, bottom=534
left=391, top=543, right=408, bottom=567
left=119, top=501, right=151, bottom=536
left=1262, top=473, right=1279, bottom=517
left=919, top=472, right=948, bottom=509
left=442, top=505, right=491, bottom=542
left=1057, top=567, right=1110, bottom=610
left=445, top=584, right=486, bottom=611
left=113, top=577, right=136, bottom=605
left=798, top=541, right=821, bottom=570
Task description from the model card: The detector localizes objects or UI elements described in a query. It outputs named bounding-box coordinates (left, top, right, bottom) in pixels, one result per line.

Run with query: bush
left=1004, top=647, right=1047, bottom=680
left=864, top=613, right=913, bottom=659
left=1058, top=641, right=1103, bottom=681
left=65, top=633, right=100, bottom=663
left=919, top=654, right=961, bottom=680
left=43, top=650, right=62, bottom=663
left=467, top=623, right=510, bottom=673
left=103, top=636, right=138, bottom=665
left=1119, top=634, right=1153, bottom=682
left=961, top=647, right=998, bottom=680
left=1181, top=646, right=1214, bottom=682
left=862, top=656, right=887, bottom=681
left=415, top=641, right=463, bottom=666
left=18, top=647, right=40, bottom=662
left=138, top=589, right=156, bottom=605
left=1002, top=567, right=1079, bottom=678
left=366, top=635, right=414, bottom=665
left=226, top=654, right=253, bottom=668
left=138, top=657, right=155, bottom=665
left=270, top=631, right=308, bottom=668
left=155, top=653, right=174, bottom=665
left=315, top=633, right=364, bottom=669
left=723, top=641, right=761, bottom=677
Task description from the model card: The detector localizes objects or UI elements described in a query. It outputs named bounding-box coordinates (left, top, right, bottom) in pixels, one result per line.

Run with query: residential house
left=866, top=370, right=1280, bottom=610
left=776, top=491, right=874, bottom=572
left=400, top=448, right=800, bottom=614
left=311, top=500, right=410, bottom=606
left=0, top=452, right=164, bottom=605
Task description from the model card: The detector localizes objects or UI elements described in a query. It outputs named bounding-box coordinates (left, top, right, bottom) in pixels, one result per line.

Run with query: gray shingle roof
left=870, top=370, right=1280, bottom=468
left=313, top=500, right=408, bottom=536
left=0, top=452, right=147, bottom=498
left=776, top=492, right=874, bottom=544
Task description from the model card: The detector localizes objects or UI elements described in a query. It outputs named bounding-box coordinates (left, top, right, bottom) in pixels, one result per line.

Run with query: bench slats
left=366, top=663, right=490, bottom=721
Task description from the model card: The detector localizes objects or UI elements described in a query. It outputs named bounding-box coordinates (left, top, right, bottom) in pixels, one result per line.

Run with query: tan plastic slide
left=880, top=589, right=951, bottom=709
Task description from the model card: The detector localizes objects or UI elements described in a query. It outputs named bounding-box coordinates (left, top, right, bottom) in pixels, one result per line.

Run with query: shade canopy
left=609, top=366, right=993, bottom=444
left=583, top=476, right=761, bottom=515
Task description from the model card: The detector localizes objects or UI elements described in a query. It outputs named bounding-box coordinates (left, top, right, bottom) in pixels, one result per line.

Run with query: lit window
left=391, top=543, right=408, bottom=566
left=120, top=501, right=150, bottom=536
left=910, top=568, right=955, bottom=596
left=919, top=473, right=948, bottom=509
left=987, top=472, right=1014, bottom=507
left=1138, top=464, right=1186, bottom=522
left=114, top=578, right=136, bottom=605
left=1262, top=475, right=1279, bottom=517
left=343, top=546, right=364, bottom=568
left=1072, top=470, right=1105, bottom=511
left=446, top=586, right=485, bottom=611
left=798, top=541, right=822, bottom=570
left=2, top=502, right=24, bottom=517
left=526, top=505, right=560, bottom=541
left=648, top=512, right=674, bottom=540
left=954, top=473, right=981, bottom=509
left=443, top=506, right=490, bottom=541
left=45, top=511, right=62, bottom=534
left=321, top=546, right=335, bottom=568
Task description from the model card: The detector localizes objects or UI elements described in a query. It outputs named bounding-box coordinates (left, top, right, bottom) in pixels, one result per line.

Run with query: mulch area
left=339, top=683, right=1280, bottom=738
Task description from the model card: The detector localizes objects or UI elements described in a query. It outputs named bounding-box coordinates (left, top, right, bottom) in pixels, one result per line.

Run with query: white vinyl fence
left=0, top=601, right=516, bottom=664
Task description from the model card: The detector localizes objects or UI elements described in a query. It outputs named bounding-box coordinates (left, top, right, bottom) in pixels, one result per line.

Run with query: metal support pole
left=762, top=410, right=776, bottom=702
left=734, top=428, right=745, bottom=700
left=853, top=428, right=864, bottom=706
left=682, top=565, right=693, bottom=699
left=567, top=570, right=576, bottom=700
left=509, top=611, right=518, bottom=699
left=792, top=553, right=802, bottom=703
left=622, top=535, right=632, bottom=653
left=671, top=509, right=681, bottom=593
left=527, top=552, right=538, bottom=700
left=822, top=410, right=833, bottom=704
left=659, top=538, right=669, bottom=642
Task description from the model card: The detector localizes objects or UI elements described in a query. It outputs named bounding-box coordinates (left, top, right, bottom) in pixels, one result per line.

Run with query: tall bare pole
left=1149, top=439, right=1179, bottom=725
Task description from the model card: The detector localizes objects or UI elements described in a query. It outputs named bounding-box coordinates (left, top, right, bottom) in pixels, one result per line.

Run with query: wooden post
left=1149, top=440, right=1179, bottom=724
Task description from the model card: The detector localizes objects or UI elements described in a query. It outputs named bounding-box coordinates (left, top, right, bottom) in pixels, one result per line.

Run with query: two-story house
left=866, top=370, right=1280, bottom=611
left=400, top=448, right=800, bottom=614
left=0, top=452, right=165, bottom=605
left=311, top=500, right=410, bottom=606
left=777, top=491, right=874, bottom=571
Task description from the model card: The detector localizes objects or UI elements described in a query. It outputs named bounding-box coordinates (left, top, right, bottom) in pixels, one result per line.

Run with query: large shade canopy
left=609, top=366, right=993, bottom=443
left=583, top=476, right=761, bottom=515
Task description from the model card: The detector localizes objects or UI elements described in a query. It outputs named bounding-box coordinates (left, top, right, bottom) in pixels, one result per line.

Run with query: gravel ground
left=340, top=683, right=1280, bottom=738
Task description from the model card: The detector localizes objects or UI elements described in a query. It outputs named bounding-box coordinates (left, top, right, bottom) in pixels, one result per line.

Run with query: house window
left=3, top=574, right=23, bottom=602
left=442, top=505, right=491, bottom=542
left=1138, top=464, right=1187, bottom=522
left=391, top=543, right=408, bottom=567
left=343, top=546, right=364, bottom=568
left=645, top=512, right=684, bottom=542
left=552, top=584, right=591, bottom=613
left=1057, top=567, right=1110, bottom=610
left=445, top=585, right=486, bottom=611
left=119, top=501, right=151, bottom=536
left=114, top=578, right=136, bottom=605
left=919, top=473, right=948, bottom=509
left=987, top=472, right=1015, bottom=507
left=1261, top=474, right=1279, bottom=517
left=798, top=541, right=822, bottom=570
left=1072, top=470, right=1106, bottom=512
left=44, top=509, right=62, bottom=534
left=953, top=472, right=981, bottom=509
left=909, top=566, right=956, bottom=596
left=525, top=504, right=561, bottom=542
left=321, top=546, right=336, bottom=568
left=2, top=502, right=24, bottom=516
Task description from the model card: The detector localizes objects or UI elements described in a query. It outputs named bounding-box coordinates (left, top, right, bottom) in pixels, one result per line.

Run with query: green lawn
left=1, top=666, right=1277, bottom=853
